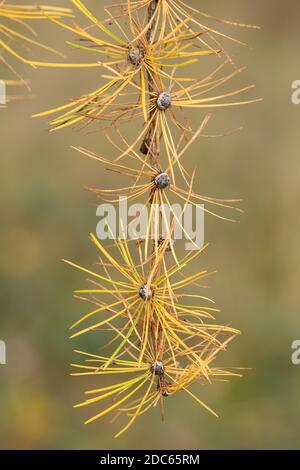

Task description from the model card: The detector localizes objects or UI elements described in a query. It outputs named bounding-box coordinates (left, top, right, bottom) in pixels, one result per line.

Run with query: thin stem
left=140, top=0, right=160, bottom=166
left=139, top=0, right=164, bottom=367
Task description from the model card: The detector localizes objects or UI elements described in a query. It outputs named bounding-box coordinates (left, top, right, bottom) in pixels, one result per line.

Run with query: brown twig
left=140, top=0, right=160, bottom=166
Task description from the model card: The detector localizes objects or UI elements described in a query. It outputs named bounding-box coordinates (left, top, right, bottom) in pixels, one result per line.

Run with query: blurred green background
left=0, top=0, right=300, bottom=449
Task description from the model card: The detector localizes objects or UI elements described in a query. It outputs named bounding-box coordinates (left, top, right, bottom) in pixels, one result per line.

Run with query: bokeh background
left=1, top=0, right=300, bottom=449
